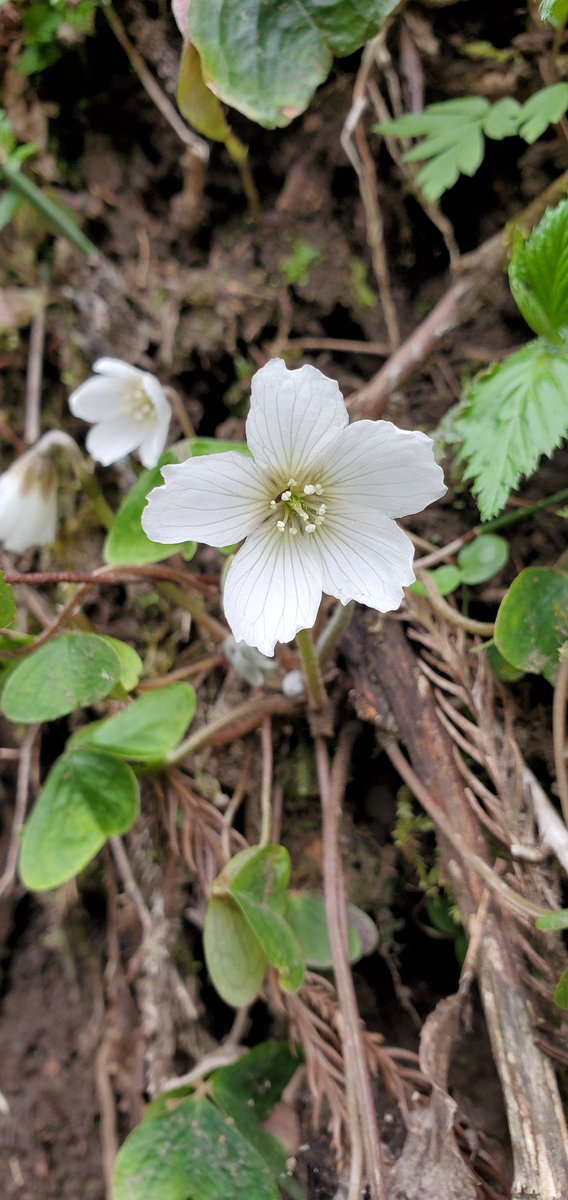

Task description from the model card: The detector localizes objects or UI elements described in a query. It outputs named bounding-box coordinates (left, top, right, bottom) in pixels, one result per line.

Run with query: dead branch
left=343, top=611, right=568, bottom=1200
left=349, top=170, right=568, bottom=418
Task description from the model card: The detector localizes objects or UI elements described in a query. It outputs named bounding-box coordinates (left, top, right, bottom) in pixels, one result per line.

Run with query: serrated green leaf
left=494, top=567, right=568, bottom=681
left=509, top=198, right=568, bottom=341
left=188, top=0, right=398, bottom=129
left=20, top=749, right=139, bottom=891
left=104, top=453, right=197, bottom=566
left=455, top=341, right=568, bottom=520
left=540, top=0, right=568, bottom=28
left=456, top=534, right=509, bottom=584
left=0, top=571, right=15, bottom=627
left=518, top=83, right=568, bottom=143
left=483, top=96, right=521, bottom=139
left=376, top=97, right=497, bottom=201
left=71, top=682, right=196, bottom=763
left=204, top=896, right=267, bottom=1007
left=2, top=633, right=121, bottom=722
left=114, top=1096, right=279, bottom=1200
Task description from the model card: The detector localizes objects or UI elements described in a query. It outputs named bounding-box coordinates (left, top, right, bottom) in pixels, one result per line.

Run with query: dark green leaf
left=189, top=0, right=399, bottom=129
left=114, top=1096, right=279, bottom=1200
left=104, top=454, right=197, bottom=565
left=455, top=341, right=568, bottom=520
left=204, top=896, right=267, bottom=1007
left=494, top=567, right=568, bottom=681
left=457, top=534, right=509, bottom=584
left=2, top=634, right=121, bottom=722
left=19, top=750, right=139, bottom=890
left=73, top=682, right=196, bottom=762
left=212, top=1043, right=303, bottom=1200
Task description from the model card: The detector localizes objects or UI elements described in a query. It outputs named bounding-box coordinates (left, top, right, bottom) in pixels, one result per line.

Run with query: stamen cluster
left=269, top=478, right=327, bottom=535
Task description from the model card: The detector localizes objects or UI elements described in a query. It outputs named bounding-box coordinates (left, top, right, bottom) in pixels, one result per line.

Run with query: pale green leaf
left=536, top=908, right=568, bottom=931
left=509, top=198, right=568, bottom=341
left=518, top=83, right=568, bottom=143
left=2, top=634, right=121, bottom=722
left=483, top=96, right=522, bottom=139
left=0, top=571, right=15, bottom=627
left=189, top=0, right=399, bottom=128
left=74, top=682, right=196, bottom=762
left=100, top=637, right=143, bottom=692
left=20, top=750, right=139, bottom=890
left=456, top=534, right=509, bottom=584
left=554, top=968, right=568, bottom=1009
left=204, top=896, right=267, bottom=1007
left=455, top=341, right=568, bottom=520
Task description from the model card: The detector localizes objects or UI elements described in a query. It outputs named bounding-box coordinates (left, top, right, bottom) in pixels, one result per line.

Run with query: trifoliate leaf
left=517, top=83, right=568, bottom=143
left=2, top=633, right=121, bottom=722
left=455, top=341, right=568, bottom=520
left=540, top=0, right=568, bottom=28
left=375, top=96, right=520, bottom=201
left=509, top=198, right=568, bottom=341
left=188, top=0, right=399, bottom=129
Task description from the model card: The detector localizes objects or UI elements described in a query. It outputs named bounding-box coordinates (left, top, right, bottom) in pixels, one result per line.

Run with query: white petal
left=69, top=376, right=131, bottom=421
left=141, top=371, right=170, bottom=420
left=137, top=408, right=171, bottom=468
left=85, top=415, right=146, bottom=465
left=1, top=487, right=57, bottom=553
left=223, top=524, right=323, bottom=656
left=93, top=358, right=143, bottom=381
left=246, top=358, right=348, bottom=480
left=317, top=420, right=447, bottom=517
left=313, top=509, right=416, bottom=612
left=141, top=452, right=270, bottom=547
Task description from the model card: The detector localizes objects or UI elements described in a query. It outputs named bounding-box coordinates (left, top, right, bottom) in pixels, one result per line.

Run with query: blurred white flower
left=69, top=357, right=172, bottom=468
left=223, top=634, right=277, bottom=687
left=142, top=359, right=446, bottom=656
left=0, top=431, right=78, bottom=554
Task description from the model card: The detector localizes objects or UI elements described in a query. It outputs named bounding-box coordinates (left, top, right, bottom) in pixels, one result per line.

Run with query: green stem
left=480, top=487, right=568, bottom=533
left=166, top=695, right=296, bottom=764
left=317, top=601, right=355, bottom=667
left=2, top=161, right=97, bottom=257
left=296, top=627, right=328, bottom=711
left=225, top=131, right=263, bottom=224
left=80, top=470, right=115, bottom=530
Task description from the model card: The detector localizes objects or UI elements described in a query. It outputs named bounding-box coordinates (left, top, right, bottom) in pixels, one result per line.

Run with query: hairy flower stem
left=296, top=627, right=328, bottom=710
left=317, top=600, right=355, bottom=667
left=315, top=729, right=389, bottom=1200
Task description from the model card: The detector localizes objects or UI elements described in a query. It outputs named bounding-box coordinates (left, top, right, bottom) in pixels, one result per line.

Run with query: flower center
left=269, top=478, right=327, bottom=536
left=127, top=380, right=155, bottom=421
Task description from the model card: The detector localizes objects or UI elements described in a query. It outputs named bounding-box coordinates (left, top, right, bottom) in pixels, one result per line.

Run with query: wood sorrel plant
left=142, top=358, right=446, bottom=656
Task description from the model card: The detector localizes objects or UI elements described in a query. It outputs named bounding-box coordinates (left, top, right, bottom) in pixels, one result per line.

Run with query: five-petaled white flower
left=142, top=359, right=446, bottom=656
left=0, top=431, right=78, bottom=554
left=69, top=357, right=172, bottom=468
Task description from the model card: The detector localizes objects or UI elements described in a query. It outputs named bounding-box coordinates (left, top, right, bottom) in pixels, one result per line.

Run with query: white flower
left=0, top=431, right=78, bottom=554
left=142, top=359, right=446, bottom=656
left=69, top=357, right=172, bottom=468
